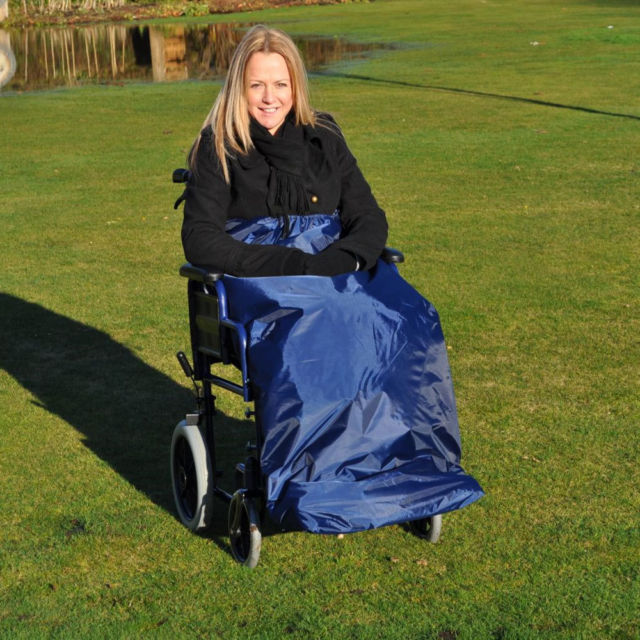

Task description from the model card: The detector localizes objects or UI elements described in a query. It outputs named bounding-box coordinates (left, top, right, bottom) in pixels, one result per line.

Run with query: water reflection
left=0, top=22, right=388, bottom=93
left=0, top=29, right=16, bottom=87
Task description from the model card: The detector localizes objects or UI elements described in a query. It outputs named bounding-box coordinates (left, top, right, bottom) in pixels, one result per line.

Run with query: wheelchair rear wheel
left=409, top=514, right=442, bottom=543
left=229, top=490, right=262, bottom=568
left=170, top=421, right=214, bottom=531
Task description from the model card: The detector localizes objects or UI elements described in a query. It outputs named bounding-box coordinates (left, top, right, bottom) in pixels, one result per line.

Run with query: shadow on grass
left=315, top=71, right=640, bottom=121
left=0, top=292, right=252, bottom=544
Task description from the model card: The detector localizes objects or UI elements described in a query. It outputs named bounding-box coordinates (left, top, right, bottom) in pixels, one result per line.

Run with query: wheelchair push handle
left=173, top=168, right=191, bottom=184
left=173, top=168, right=191, bottom=209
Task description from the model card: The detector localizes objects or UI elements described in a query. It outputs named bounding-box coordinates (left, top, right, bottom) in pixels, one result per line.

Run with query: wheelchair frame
left=171, top=169, right=441, bottom=568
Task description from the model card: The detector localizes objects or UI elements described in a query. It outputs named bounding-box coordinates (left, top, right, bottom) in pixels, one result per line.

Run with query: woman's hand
left=304, top=247, right=359, bottom=276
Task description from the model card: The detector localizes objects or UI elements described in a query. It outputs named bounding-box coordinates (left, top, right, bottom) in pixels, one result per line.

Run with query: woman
left=182, top=24, right=388, bottom=277
left=180, top=25, right=483, bottom=535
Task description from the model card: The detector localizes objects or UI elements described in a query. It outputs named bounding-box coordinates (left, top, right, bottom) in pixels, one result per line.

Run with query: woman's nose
left=262, top=86, right=274, bottom=103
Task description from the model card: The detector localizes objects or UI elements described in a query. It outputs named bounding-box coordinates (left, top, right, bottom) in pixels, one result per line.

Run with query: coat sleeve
left=305, top=117, right=388, bottom=275
left=181, top=130, right=309, bottom=277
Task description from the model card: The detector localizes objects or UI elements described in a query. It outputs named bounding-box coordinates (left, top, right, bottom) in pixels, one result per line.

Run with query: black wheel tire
left=409, top=514, right=442, bottom=543
left=170, top=421, right=214, bottom=531
left=228, top=490, right=262, bottom=568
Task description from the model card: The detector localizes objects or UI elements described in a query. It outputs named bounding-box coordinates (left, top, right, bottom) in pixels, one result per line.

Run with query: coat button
left=311, top=195, right=318, bottom=204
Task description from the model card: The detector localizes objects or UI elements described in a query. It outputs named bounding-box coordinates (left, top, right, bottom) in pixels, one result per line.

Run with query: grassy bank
left=1, top=0, right=639, bottom=637
left=3, top=0, right=350, bottom=27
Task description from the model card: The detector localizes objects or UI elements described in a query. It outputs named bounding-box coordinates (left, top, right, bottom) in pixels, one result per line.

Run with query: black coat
left=181, top=115, right=388, bottom=277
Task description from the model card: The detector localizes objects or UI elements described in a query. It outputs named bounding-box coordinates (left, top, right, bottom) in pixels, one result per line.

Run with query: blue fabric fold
left=223, top=214, right=483, bottom=533
left=225, top=212, right=341, bottom=254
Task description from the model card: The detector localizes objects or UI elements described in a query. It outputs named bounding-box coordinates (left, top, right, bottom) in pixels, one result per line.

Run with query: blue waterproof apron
left=223, top=213, right=483, bottom=534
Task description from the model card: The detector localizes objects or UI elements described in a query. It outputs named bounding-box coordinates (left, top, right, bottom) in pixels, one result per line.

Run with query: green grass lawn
left=1, top=0, right=639, bottom=637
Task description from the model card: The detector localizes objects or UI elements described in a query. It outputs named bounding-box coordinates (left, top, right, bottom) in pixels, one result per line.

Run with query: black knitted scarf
left=249, top=114, right=311, bottom=222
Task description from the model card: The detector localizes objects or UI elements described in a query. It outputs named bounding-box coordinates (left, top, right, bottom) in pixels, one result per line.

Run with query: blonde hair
left=190, top=25, right=316, bottom=183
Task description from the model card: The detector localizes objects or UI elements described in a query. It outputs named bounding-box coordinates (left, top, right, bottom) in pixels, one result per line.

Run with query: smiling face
left=245, top=51, right=294, bottom=135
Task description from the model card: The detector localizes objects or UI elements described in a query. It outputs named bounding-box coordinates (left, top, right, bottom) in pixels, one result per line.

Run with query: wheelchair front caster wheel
left=409, top=514, right=442, bottom=543
left=170, top=421, right=214, bottom=532
left=229, top=490, right=262, bottom=568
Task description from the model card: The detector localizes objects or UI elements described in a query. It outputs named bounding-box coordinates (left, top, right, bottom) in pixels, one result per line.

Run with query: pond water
left=0, top=22, right=388, bottom=93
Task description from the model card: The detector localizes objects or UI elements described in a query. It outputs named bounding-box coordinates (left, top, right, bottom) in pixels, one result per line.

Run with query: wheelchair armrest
left=179, top=263, right=224, bottom=284
left=381, top=247, right=405, bottom=264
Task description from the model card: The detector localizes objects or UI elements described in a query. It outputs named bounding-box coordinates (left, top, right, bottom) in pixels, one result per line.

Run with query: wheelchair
left=171, top=169, right=443, bottom=568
